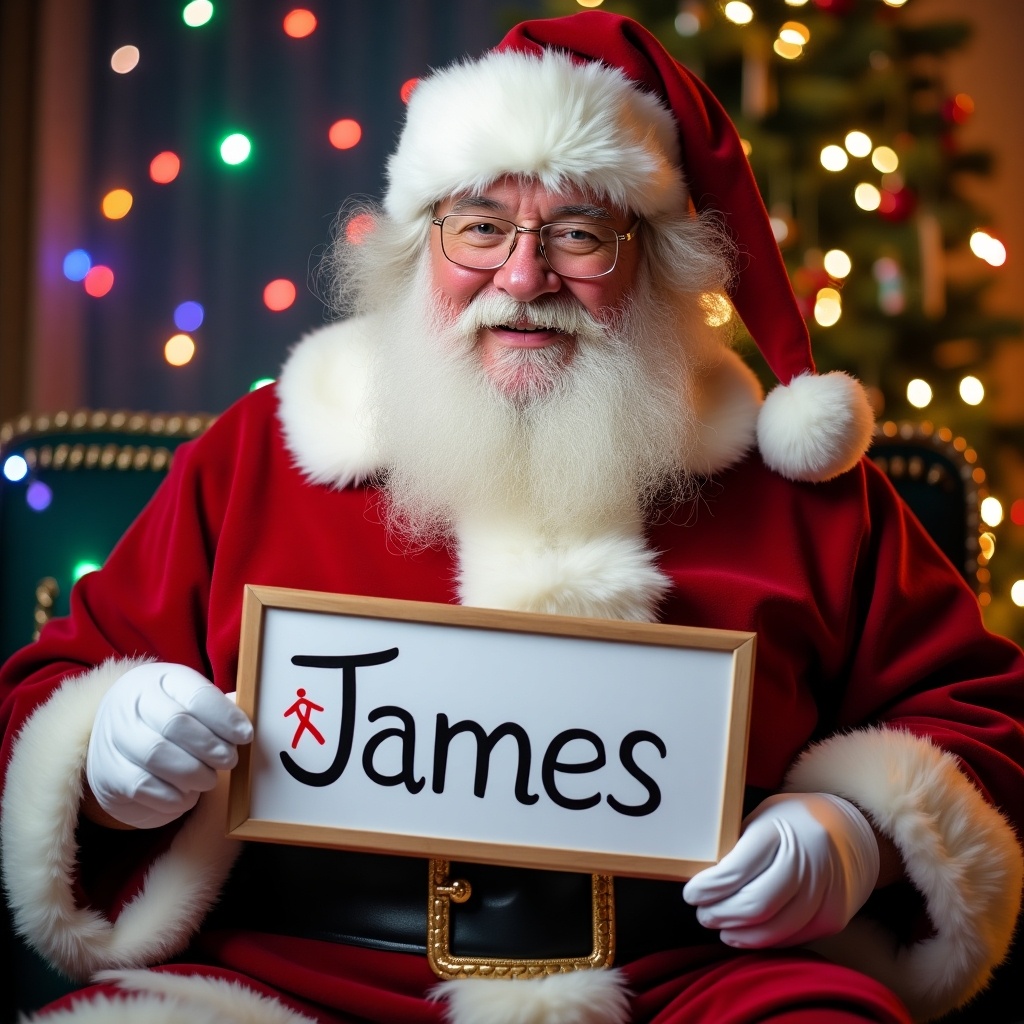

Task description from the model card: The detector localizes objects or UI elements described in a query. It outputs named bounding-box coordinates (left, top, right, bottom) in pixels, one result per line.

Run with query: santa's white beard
left=368, top=259, right=706, bottom=545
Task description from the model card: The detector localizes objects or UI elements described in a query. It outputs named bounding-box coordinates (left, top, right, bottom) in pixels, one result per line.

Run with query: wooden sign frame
left=228, top=585, right=755, bottom=881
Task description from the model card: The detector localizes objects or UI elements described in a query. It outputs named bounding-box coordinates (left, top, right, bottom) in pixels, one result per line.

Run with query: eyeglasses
left=431, top=214, right=640, bottom=280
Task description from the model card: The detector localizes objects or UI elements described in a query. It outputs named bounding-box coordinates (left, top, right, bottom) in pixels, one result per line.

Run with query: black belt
left=207, top=787, right=771, bottom=965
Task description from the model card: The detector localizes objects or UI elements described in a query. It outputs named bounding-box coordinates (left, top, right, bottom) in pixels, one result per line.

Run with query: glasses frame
left=430, top=214, right=641, bottom=280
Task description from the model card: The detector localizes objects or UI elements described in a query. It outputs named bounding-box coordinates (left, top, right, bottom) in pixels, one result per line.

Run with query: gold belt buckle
left=426, top=859, right=615, bottom=979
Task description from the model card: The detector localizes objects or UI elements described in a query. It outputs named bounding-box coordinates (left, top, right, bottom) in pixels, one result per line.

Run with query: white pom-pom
left=756, top=371, right=874, bottom=482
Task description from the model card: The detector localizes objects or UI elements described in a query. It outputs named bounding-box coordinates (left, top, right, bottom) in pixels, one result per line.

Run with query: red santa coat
left=1, top=321, right=1022, bottom=1024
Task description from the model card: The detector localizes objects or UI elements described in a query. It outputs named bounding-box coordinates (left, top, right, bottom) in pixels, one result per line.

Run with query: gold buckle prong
left=426, top=858, right=615, bottom=980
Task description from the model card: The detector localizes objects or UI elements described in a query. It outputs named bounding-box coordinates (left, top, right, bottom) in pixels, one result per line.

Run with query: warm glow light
left=882, top=0, right=908, bottom=6
left=675, top=11, right=701, bottom=35
left=182, top=0, right=213, bottom=27
left=740, top=138, right=752, bottom=157
left=165, top=333, right=196, bottom=366
left=907, top=379, right=933, bottom=409
left=101, top=188, right=133, bottom=219
left=844, top=131, right=872, bottom=158
left=871, top=146, right=899, bottom=173
left=723, top=2, right=754, bottom=25
left=820, top=145, right=848, bottom=172
left=345, top=212, right=376, bottom=245
left=328, top=119, right=362, bottom=150
left=150, top=151, right=181, bottom=184
left=770, top=215, right=789, bottom=242
left=83, top=266, right=114, bottom=297
left=263, top=279, right=297, bottom=311
left=3, top=455, right=28, bottom=482
left=779, top=21, right=809, bottom=43
left=283, top=9, right=317, bottom=37
left=979, top=532, right=996, bottom=560
left=970, top=230, right=1007, bottom=267
left=1011, top=580, right=1024, bottom=607
left=784, top=0, right=809, bottom=4
left=814, top=294, right=841, bottom=327
left=110, top=45, right=140, bottom=74
left=576, top=0, right=605, bottom=6
left=960, top=375, right=985, bottom=405
left=219, top=133, right=252, bottom=164
left=773, top=39, right=803, bottom=60
left=981, top=496, right=1004, bottom=528
left=63, top=249, right=92, bottom=281
left=700, top=292, right=733, bottom=327
left=400, top=78, right=419, bottom=103
left=854, top=183, right=881, bottom=211
left=823, top=249, right=852, bottom=278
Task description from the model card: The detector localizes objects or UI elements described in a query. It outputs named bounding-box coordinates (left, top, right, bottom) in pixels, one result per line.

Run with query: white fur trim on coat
left=431, top=969, right=632, bottom=1024
left=385, top=49, right=685, bottom=224
left=0, top=658, right=242, bottom=980
left=456, top=520, right=670, bottom=621
left=783, top=726, right=1024, bottom=1021
left=19, top=969, right=318, bottom=1024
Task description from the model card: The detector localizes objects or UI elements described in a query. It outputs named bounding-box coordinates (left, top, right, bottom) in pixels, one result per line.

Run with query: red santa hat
left=384, top=11, right=874, bottom=482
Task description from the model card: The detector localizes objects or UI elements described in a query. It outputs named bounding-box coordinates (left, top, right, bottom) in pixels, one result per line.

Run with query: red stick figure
left=283, top=688, right=326, bottom=749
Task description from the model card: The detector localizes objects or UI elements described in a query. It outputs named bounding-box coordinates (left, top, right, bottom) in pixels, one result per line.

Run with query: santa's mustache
left=450, top=292, right=610, bottom=342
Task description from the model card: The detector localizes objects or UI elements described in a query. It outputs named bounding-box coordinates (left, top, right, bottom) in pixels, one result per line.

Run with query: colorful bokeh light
left=263, top=279, right=297, bottom=311
left=150, top=151, right=181, bottom=184
left=250, top=377, right=276, bottom=391
left=174, top=300, right=205, bottom=331
left=220, top=132, right=252, bottom=164
left=84, top=266, right=115, bottom=297
left=283, top=9, right=317, bottom=37
left=63, top=249, right=92, bottom=281
left=73, top=560, right=102, bottom=582
left=329, top=119, right=362, bottom=150
left=182, top=0, right=214, bottom=27
left=102, top=188, right=133, bottom=219
left=345, top=212, right=376, bottom=245
left=400, top=78, right=419, bottom=104
left=110, top=45, right=140, bottom=74
left=165, top=333, right=196, bottom=366
left=26, top=481, right=53, bottom=512
left=3, top=454, right=29, bottom=482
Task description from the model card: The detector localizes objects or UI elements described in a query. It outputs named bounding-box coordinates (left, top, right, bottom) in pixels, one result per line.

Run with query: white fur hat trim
left=385, top=49, right=685, bottom=223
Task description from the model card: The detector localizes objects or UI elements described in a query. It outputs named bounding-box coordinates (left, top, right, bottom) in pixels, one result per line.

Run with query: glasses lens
left=439, top=216, right=516, bottom=270
left=541, top=222, right=619, bottom=278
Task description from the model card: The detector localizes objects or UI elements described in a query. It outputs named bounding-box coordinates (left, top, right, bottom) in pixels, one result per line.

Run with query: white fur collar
left=276, top=318, right=761, bottom=621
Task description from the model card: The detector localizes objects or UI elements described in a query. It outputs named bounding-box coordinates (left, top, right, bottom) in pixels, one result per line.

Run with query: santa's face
left=429, top=177, right=642, bottom=398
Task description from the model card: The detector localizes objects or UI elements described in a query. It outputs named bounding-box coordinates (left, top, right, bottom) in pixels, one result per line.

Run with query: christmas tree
left=514, top=0, right=1024, bottom=642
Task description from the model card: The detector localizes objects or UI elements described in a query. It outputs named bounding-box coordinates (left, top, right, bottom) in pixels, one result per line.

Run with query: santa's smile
left=484, top=322, right=569, bottom=349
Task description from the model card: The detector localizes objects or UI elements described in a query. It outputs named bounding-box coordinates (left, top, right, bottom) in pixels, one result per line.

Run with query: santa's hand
left=682, top=792, right=879, bottom=948
left=86, top=662, right=253, bottom=829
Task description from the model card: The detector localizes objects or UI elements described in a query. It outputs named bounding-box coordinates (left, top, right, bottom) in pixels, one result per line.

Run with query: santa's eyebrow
left=446, top=197, right=615, bottom=221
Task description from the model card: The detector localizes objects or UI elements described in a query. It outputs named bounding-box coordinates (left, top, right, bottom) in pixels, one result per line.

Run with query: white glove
left=682, top=792, right=880, bottom=948
left=86, top=662, right=253, bottom=829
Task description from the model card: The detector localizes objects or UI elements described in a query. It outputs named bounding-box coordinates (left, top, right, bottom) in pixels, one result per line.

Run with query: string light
left=282, top=9, right=317, bottom=37
left=150, top=151, right=181, bottom=184
left=779, top=22, right=810, bottom=44
left=3, top=455, right=28, bottom=482
left=101, top=188, right=133, bottom=219
left=823, top=249, right=852, bottom=278
left=854, top=183, right=881, bottom=211
left=219, top=133, right=252, bottom=165
left=400, top=79, right=419, bottom=103
left=814, top=288, right=841, bottom=327
left=774, top=39, right=802, bottom=60
left=250, top=377, right=275, bottom=391
left=73, top=560, right=102, bottom=581
left=575, top=0, right=605, bottom=6
left=328, top=119, right=362, bottom=150
left=182, top=1, right=213, bottom=27
left=84, top=266, right=114, bottom=297
left=165, top=333, right=196, bottom=366
left=981, top=497, right=1004, bottom=528
left=907, top=379, right=933, bottom=409
left=844, top=131, right=872, bottom=158
left=820, top=145, right=848, bottom=172
left=110, top=45, right=140, bottom=74
left=63, top=249, right=92, bottom=281
left=1011, top=581, right=1024, bottom=608
left=979, top=532, right=996, bottom=560
left=871, top=146, right=899, bottom=173
left=263, top=279, right=296, bottom=311
left=1011, top=499, right=1024, bottom=527
left=174, top=301, right=204, bottom=331
left=959, top=376, right=984, bottom=405
left=723, top=2, right=754, bottom=25
left=26, top=481, right=53, bottom=512
left=970, top=230, right=1007, bottom=267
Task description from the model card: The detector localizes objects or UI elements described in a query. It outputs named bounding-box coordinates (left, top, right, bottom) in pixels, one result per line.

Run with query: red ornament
left=878, top=186, right=917, bottom=223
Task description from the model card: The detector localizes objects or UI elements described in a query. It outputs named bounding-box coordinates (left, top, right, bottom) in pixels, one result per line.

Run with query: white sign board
left=229, top=585, right=755, bottom=881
